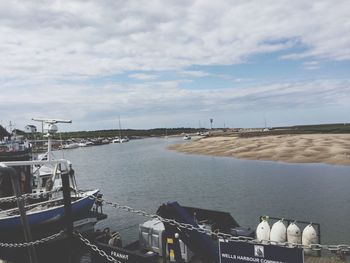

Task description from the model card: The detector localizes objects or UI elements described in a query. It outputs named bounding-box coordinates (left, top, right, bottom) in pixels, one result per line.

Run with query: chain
left=0, top=230, right=64, bottom=248
left=0, top=189, right=62, bottom=204
left=89, top=195, right=350, bottom=254
left=0, top=195, right=20, bottom=203
left=74, top=231, right=121, bottom=263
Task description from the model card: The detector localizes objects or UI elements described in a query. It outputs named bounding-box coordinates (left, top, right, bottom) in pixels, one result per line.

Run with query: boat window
left=152, top=234, right=159, bottom=248
left=41, top=177, right=48, bottom=187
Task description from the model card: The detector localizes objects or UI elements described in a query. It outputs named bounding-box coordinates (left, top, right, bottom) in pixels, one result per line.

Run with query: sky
left=0, top=0, right=349, bottom=131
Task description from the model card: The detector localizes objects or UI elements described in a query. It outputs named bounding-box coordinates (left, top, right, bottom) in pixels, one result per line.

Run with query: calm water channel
left=59, top=137, right=350, bottom=246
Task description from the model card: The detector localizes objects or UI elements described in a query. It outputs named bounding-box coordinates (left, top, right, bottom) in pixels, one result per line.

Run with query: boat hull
left=0, top=189, right=98, bottom=232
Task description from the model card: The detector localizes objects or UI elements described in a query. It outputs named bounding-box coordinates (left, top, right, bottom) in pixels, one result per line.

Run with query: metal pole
left=47, top=135, right=52, bottom=162
left=118, top=116, right=122, bottom=139
left=61, top=170, right=73, bottom=263
left=1, top=166, right=38, bottom=263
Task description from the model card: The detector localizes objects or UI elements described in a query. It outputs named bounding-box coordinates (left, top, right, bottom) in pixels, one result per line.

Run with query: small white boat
left=85, top=141, right=94, bottom=146
left=112, top=138, right=121, bottom=143
left=62, top=140, right=79, bottom=149
left=114, top=116, right=129, bottom=143
left=112, top=137, right=129, bottom=143
left=120, top=137, right=129, bottom=143
left=78, top=140, right=89, bottom=147
left=183, top=135, right=191, bottom=140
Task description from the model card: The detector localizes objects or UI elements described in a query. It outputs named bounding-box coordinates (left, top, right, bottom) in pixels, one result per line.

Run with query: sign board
left=219, top=240, right=304, bottom=263
left=91, top=241, right=158, bottom=263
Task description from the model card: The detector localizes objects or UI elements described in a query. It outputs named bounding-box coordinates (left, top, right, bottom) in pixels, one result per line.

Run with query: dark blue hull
left=0, top=190, right=98, bottom=231
left=0, top=190, right=99, bottom=262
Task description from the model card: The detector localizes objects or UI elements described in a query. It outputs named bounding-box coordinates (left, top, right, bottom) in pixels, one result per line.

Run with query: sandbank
left=168, top=134, right=350, bottom=166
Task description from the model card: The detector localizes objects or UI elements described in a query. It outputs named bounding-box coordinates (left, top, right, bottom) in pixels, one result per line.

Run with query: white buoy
left=302, top=224, right=317, bottom=255
left=256, top=220, right=270, bottom=241
left=270, top=220, right=286, bottom=243
left=287, top=222, right=301, bottom=245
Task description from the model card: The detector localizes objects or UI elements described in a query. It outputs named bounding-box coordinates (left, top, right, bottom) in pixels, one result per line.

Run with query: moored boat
left=183, top=134, right=191, bottom=140
left=89, top=202, right=348, bottom=263
left=0, top=189, right=98, bottom=231
left=0, top=138, right=32, bottom=162
left=62, top=140, right=79, bottom=149
left=0, top=119, right=101, bottom=242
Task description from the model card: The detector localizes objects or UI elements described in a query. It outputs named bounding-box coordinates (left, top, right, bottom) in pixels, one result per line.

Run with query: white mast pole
left=118, top=116, right=122, bottom=139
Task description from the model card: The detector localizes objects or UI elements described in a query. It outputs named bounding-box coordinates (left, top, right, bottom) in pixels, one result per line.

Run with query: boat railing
left=0, top=190, right=83, bottom=216
left=0, top=158, right=70, bottom=169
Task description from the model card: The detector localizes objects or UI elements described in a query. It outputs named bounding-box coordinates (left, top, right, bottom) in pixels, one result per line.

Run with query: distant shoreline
left=168, top=134, right=350, bottom=166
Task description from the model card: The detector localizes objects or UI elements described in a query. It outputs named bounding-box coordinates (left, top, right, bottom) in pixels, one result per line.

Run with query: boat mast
left=118, top=116, right=122, bottom=139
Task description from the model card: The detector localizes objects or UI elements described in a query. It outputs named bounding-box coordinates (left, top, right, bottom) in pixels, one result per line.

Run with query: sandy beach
left=168, top=134, right=350, bottom=166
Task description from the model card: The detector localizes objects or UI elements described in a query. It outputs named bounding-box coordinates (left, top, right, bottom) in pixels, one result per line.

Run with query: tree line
left=1, top=125, right=203, bottom=141
left=56, top=127, right=202, bottom=140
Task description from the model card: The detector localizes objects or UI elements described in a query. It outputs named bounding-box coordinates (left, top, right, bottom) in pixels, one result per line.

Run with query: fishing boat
left=0, top=137, right=32, bottom=162
left=0, top=119, right=100, bottom=236
left=0, top=188, right=98, bottom=231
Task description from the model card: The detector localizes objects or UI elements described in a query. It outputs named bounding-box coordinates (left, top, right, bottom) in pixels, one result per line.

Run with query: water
left=59, top=137, right=350, bottom=245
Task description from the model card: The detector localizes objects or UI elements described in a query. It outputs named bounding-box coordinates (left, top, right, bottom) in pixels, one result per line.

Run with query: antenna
left=32, top=118, right=72, bottom=124
left=9, top=121, right=13, bottom=133
left=32, top=118, right=72, bottom=161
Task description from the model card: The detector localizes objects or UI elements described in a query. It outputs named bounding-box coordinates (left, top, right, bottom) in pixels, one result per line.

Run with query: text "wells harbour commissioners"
left=222, top=253, right=287, bottom=263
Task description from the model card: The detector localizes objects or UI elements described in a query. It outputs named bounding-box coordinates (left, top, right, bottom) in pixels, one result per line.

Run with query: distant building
left=12, top=129, right=26, bottom=136
left=25, top=125, right=37, bottom=133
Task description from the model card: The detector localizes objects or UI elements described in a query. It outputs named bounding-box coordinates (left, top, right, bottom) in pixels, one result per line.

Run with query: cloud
left=0, top=0, right=349, bottom=79
left=303, top=61, right=320, bottom=70
left=179, top=70, right=211, bottom=78
left=1, top=1, right=349, bottom=130
left=1, top=78, right=349, bottom=130
left=128, top=73, right=158, bottom=81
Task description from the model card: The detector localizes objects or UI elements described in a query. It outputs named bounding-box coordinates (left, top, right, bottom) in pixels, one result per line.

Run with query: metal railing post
left=61, top=170, right=73, bottom=263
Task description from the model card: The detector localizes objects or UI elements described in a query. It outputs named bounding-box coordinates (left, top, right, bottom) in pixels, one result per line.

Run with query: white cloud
left=128, top=73, right=158, bottom=81
left=179, top=70, right=211, bottom=78
left=1, top=1, right=349, bottom=129
left=303, top=61, right=320, bottom=70
left=1, top=78, right=349, bottom=130
left=0, top=0, right=349, bottom=79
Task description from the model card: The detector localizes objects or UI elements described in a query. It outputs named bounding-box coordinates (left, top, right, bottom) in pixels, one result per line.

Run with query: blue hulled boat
left=0, top=118, right=100, bottom=236
left=0, top=189, right=98, bottom=230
